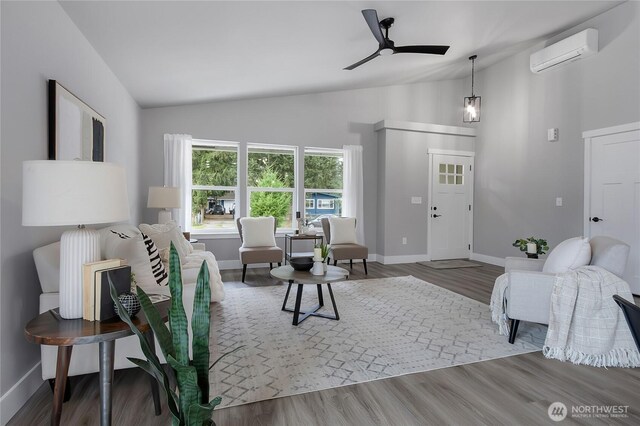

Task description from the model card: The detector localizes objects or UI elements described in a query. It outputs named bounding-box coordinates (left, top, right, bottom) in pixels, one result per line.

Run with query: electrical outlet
left=402, top=237, right=407, bottom=245
left=556, top=197, right=563, bottom=206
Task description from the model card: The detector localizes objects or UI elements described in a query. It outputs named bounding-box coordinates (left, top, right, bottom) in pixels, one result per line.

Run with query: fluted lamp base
left=59, top=226, right=100, bottom=319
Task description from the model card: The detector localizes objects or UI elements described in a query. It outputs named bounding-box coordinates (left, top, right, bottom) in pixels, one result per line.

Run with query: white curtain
left=164, top=134, right=192, bottom=232
left=342, top=145, right=364, bottom=244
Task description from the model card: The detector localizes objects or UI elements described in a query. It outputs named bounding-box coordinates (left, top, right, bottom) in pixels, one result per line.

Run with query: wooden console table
left=24, top=299, right=170, bottom=426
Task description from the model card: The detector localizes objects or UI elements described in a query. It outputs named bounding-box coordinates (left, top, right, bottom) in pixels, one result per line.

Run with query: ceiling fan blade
left=394, top=45, right=450, bottom=55
left=344, top=51, right=381, bottom=70
left=362, top=9, right=385, bottom=45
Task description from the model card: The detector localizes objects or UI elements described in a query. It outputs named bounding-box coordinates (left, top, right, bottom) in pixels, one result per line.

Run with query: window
left=247, top=145, right=296, bottom=229
left=191, top=141, right=238, bottom=232
left=317, top=199, right=335, bottom=209
left=438, top=163, right=464, bottom=185
left=304, top=149, right=343, bottom=224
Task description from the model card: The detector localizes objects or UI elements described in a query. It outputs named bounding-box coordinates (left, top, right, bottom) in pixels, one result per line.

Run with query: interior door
left=587, top=127, right=640, bottom=294
left=430, top=154, right=473, bottom=260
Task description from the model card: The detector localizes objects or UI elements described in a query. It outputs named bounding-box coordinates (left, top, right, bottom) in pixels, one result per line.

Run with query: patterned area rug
left=209, top=276, right=546, bottom=409
left=417, top=259, right=483, bottom=269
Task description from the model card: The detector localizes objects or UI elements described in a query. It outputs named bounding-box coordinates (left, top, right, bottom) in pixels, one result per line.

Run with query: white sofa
left=33, top=223, right=224, bottom=381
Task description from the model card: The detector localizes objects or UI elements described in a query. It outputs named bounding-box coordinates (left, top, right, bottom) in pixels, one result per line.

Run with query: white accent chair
left=504, top=236, right=630, bottom=343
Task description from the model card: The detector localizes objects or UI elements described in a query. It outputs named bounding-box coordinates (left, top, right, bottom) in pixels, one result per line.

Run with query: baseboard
left=470, top=252, right=505, bottom=267
left=0, top=362, right=43, bottom=425
left=377, top=254, right=429, bottom=265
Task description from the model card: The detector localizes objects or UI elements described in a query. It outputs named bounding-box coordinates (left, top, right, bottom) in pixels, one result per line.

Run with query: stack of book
left=82, top=260, right=131, bottom=321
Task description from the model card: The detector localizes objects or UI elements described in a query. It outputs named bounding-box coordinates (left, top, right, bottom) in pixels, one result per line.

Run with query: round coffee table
left=270, top=265, right=348, bottom=326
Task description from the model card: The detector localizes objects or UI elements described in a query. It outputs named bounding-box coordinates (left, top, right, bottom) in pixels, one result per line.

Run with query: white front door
left=585, top=123, right=640, bottom=294
left=429, top=153, right=474, bottom=260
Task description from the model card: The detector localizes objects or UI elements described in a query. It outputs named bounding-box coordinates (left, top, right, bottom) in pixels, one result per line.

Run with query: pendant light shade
left=463, top=55, right=481, bottom=123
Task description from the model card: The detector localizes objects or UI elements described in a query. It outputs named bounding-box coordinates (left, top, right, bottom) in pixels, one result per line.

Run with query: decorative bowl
left=289, top=256, right=314, bottom=271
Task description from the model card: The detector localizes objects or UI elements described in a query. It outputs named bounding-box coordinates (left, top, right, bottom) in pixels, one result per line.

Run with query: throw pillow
left=543, top=236, right=591, bottom=274
left=139, top=221, right=192, bottom=261
left=104, top=231, right=168, bottom=287
left=240, top=217, right=276, bottom=248
left=329, top=217, right=357, bottom=244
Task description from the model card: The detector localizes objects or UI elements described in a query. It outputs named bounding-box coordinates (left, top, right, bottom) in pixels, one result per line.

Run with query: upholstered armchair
left=505, top=236, right=630, bottom=343
left=236, top=217, right=282, bottom=282
left=321, top=217, right=368, bottom=274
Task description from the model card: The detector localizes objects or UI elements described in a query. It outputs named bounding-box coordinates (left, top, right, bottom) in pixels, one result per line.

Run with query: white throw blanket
left=491, top=266, right=640, bottom=367
left=544, top=266, right=640, bottom=367
left=490, top=273, right=511, bottom=336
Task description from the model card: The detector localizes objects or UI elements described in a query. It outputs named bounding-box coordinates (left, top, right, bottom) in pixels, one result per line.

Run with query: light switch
left=556, top=197, right=563, bottom=206
left=411, top=197, right=422, bottom=204
left=548, top=128, right=559, bottom=142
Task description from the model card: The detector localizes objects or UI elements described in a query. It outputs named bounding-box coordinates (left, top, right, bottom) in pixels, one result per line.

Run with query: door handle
left=432, top=214, right=442, bottom=218
left=590, top=217, right=604, bottom=222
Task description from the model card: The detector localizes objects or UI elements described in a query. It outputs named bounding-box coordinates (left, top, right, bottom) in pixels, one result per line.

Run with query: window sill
left=192, top=229, right=316, bottom=240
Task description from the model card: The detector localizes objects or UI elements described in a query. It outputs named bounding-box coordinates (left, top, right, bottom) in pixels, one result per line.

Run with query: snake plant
left=110, top=242, right=238, bottom=425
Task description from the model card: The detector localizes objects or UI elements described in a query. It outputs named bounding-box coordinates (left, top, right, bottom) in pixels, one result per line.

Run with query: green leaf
left=109, top=281, right=180, bottom=420
left=168, top=243, right=190, bottom=366
left=136, top=286, right=175, bottom=362
left=187, top=397, right=222, bottom=426
left=191, top=260, right=211, bottom=403
left=167, top=354, right=201, bottom=424
left=209, top=345, right=245, bottom=371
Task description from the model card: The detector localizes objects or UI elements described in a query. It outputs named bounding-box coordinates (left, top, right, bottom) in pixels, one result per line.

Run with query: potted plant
left=110, top=243, right=240, bottom=425
left=315, top=243, right=330, bottom=271
left=512, top=237, right=549, bottom=259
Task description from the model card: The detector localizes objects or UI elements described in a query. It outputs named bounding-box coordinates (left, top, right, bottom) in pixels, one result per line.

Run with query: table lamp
left=147, top=186, right=180, bottom=224
left=22, top=160, right=130, bottom=319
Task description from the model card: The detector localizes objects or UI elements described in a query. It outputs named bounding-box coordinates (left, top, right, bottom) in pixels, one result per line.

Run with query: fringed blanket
left=490, top=274, right=511, bottom=336
left=544, top=266, right=640, bottom=367
left=491, top=266, right=640, bottom=367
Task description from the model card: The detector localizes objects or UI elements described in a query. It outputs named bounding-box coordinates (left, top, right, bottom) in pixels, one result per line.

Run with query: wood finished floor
left=10, top=262, right=640, bottom=425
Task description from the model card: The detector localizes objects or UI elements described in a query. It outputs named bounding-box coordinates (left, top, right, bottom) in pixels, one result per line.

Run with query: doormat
left=417, top=259, right=483, bottom=269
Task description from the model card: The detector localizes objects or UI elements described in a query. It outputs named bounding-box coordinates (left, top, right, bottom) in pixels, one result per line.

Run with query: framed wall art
left=48, top=80, right=106, bottom=161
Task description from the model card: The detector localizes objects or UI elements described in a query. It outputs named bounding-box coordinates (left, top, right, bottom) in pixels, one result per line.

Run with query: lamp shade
left=147, top=186, right=181, bottom=209
left=22, top=160, right=130, bottom=226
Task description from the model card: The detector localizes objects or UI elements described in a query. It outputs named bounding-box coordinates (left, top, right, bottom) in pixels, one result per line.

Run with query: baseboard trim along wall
left=0, top=362, right=43, bottom=425
left=470, top=252, right=505, bottom=267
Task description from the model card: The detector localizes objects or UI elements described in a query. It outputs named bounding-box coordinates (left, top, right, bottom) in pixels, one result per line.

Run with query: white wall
left=0, top=1, right=141, bottom=421
left=141, top=79, right=467, bottom=261
left=472, top=1, right=640, bottom=259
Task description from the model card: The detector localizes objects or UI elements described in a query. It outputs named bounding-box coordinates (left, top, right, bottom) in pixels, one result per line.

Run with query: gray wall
left=377, top=129, right=475, bottom=258
left=472, top=1, right=640, bottom=259
left=0, top=0, right=141, bottom=402
left=140, top=79, right=467, bottom=260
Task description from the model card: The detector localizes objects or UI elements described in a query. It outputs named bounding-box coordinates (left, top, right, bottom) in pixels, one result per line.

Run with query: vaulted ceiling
left=60, top=1, right=622, bottom=108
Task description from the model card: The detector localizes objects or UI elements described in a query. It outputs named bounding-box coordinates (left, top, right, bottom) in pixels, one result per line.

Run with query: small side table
left=24, top=299, right=170, bottom=426
left=284, top=233, right=323, bottom=264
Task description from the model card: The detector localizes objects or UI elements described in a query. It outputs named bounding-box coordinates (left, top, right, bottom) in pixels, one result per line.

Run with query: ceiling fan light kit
left=463, top=55, right=481, bottom=123
left=344, top=9, right=450, bottom=70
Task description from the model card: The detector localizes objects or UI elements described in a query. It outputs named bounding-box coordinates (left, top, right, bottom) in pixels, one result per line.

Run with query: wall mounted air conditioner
left=530, top=28, right=598, bottom=73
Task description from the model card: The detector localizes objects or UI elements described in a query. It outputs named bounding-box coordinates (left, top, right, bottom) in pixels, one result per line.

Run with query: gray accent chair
left=505, top=236, right=630, bottom=343
left=236, top=218, right=282, bottom=282
left=321, top=218, right=368, bottom=274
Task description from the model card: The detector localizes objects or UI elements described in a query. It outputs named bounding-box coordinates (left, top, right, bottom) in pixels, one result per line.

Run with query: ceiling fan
left=344, top=9, right=450, bottom=70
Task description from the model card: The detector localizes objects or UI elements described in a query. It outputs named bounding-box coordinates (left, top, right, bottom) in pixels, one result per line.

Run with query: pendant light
left=463, top=55, right=481, bottom=123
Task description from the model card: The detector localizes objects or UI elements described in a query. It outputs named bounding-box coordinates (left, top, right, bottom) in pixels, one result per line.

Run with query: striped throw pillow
left=141, top=232, right=168, bottom=286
